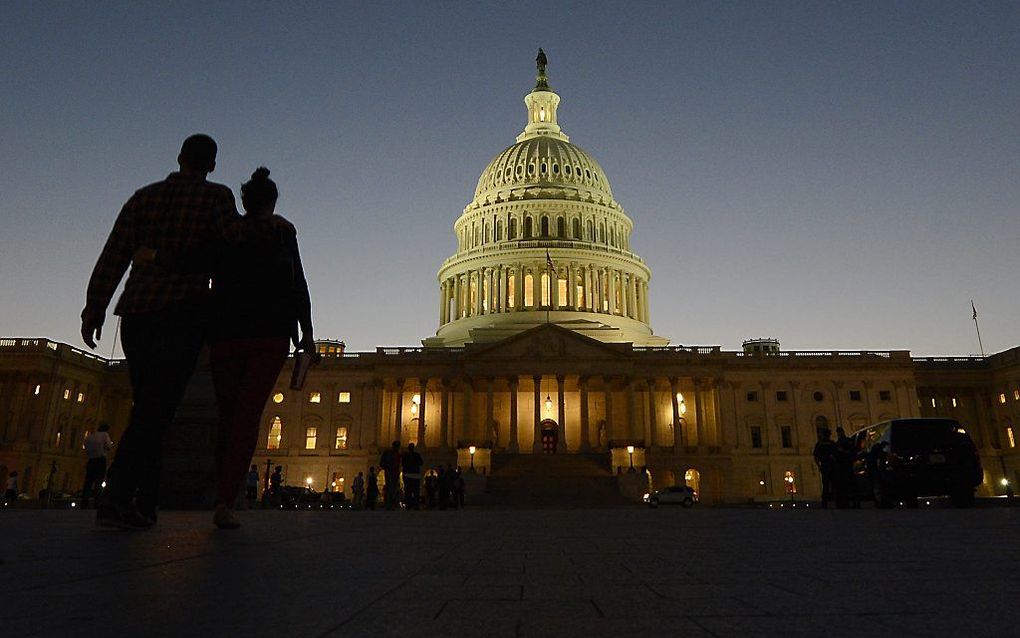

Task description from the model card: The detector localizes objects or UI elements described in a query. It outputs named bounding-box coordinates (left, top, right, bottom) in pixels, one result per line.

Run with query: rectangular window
left=776, top=391, right=788, bottom=402
left=33, top=384, right=41, bottom=395
left=305, top=426, right=317, bottom=450
left=309, top=392, right=321, bottom=404
left=1000, top=393, right=1008, bottom=405
left=879, top=390, right=891, bottom=401
left=780, top=426, right=793, bottom=448
left=335, top=426, right=348, bottom=450
left=267, top=417, right=282, bottom=450
left=1015, top=389, right=1020, bottom=401
left=77, top=392, right=84, bottom=403
left=338, top=392, right=351, bottom=404
left=849, top=390, right=862, bottom=402
left=1007, top=427, right=1016, bottom=449
left=750, top=426, right=763, bottom=449
left=951, top=397, right=958, bottom=408
left=746, top=391, right=758, bottom=402
left=63, top=389, right=70, bottom=400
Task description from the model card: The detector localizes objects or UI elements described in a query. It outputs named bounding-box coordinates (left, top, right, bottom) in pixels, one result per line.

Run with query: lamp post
left=626, top=445, right=635, bottom=473
left=263, top=458, right=273, bottom=506
left=469, top=445, right=477, bottom=473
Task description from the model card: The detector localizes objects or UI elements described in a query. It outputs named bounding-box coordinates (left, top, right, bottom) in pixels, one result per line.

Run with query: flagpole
left=972, top=300, right=985, bottom=357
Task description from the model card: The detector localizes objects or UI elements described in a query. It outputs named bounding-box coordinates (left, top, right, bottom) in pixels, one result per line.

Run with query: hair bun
left=251, top=166, right=271, bottom=181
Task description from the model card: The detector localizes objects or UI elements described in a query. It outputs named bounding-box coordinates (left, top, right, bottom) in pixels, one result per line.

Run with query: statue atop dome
left=534, top=48, right=550, bottom=91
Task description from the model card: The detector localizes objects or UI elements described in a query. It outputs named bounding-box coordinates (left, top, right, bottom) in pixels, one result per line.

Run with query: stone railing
left=0, top=337, right=122, bottom=368
left=440, top=239, right=646, bottom=269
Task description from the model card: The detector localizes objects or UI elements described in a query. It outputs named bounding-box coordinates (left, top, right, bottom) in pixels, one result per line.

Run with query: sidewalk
left=2, top=508, right=1018, bottom=637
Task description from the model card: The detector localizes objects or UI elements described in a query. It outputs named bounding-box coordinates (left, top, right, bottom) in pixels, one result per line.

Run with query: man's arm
left=81, top=198, right=137, bottom=348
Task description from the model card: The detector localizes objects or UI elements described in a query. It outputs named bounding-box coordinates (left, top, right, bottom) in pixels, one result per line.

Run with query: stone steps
left=479, top=453, right=637, bottom=508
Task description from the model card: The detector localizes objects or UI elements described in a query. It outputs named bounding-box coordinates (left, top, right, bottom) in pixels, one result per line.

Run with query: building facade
left=2, top=54, right=1018, bottom=503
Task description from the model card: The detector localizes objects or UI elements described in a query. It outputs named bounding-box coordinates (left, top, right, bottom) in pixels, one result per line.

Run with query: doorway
left=540, top=420, right=558, bottom=454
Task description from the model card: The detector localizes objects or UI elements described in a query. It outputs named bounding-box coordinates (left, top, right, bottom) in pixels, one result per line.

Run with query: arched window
left=586, top=219, right=593, bottom=240
left=556, top=216, right=566, bottom=238
left=524, top=273, right=534, bottom=307
left=610, top=226, right=617, bottom=247
left=599, top=222, right=606, bottom=243
left=814, top=415, right=829, bottom=439
left=524, top=217, right=533, bottom=238
left=509, top=218, right=518, bottom=239
left=541, top=216, right=550, bottom=237
left=267, top=416, right=282, bottom=450
left=483, top=222, right=490, bottom=244
left=495, top=220, right=503, bottom=241
left=540, top=273, right=551, bottom=306
left=507, top=273, right=516, bottom=307
left=572, top=218, right=581, bottom=239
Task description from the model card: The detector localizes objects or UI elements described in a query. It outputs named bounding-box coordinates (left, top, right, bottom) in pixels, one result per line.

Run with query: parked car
left=644, top=485, right=697, bottom=508
left=849, top=418, right=982, bottom=508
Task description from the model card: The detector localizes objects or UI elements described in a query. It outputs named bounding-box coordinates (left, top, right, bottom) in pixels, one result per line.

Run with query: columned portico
left=532, top=375, right=542, bottom=453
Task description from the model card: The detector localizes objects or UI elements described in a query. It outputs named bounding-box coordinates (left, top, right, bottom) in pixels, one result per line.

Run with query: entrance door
left=541, top=422, right=558, bottom=454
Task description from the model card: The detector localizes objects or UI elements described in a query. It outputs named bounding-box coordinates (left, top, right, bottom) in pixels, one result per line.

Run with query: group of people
left=813, top=426, right=860, bottom=508
left=81, top=134, right=313, bottom=530
left=348, top=441, right=467, bottom=510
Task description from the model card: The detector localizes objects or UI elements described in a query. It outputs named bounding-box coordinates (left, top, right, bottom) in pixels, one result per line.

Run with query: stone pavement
left=1, top=507, right=1018, bottom=637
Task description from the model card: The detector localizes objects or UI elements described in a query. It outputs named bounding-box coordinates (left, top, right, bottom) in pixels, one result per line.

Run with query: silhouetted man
left=813, top=428, right=837, bottom=508
left=81, top=134, right=240, bottom=529
left=379, top=441, right=401, bottom=510
left=834, top=427, right=858, bottom=508
left=81, top=423, right=113, bottom=508
left=401, top=443, right=423, bottom=510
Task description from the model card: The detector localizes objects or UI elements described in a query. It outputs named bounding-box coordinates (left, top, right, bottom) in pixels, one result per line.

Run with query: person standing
left=401, top=443, right=423, bottom=510
left=379, top=442, right=402, bottom=510
left=245, top=465, right=261, bottom=507
left=269, top=465, right=284, bottom=507
left=81, top=424, right=114, bottom=508
left=351, top=471, right=365, bottom=509
left=454, top=467, right=466, bottom=509
left=4, top=471, right=18, bottom=506
left=424, top=468, right=437, bottom=509
left=834, top=427, right=859, bottom=509
left=813, top=428, right=837, bottom=508
left=81, top=134, right=241, bottom=529
left=366, top=466, right=379, bottom=511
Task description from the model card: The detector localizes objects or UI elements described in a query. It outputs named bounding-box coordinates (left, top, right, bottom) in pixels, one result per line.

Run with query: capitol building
left=1, top=53, right=1018, bottom=505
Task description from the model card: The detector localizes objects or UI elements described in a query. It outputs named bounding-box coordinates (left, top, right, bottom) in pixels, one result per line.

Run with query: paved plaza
left=1, top=506, right=1018, bottom=637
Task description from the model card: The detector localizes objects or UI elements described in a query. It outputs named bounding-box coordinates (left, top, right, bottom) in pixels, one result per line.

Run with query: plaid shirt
left=84, top=172, right=240, bottom=317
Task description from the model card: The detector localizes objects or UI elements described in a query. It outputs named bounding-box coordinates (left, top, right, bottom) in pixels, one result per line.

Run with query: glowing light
left=71, top=502, right=76, bottom=508
left=544, top=395, right=553, bottom=414
left=410, top=402, right=418, bottom=416
left=272, top=392, right=284, bottom=404
left=1001, top=478, right=1010, bottom=487
left=676, top=393, right=687, bottom=416
left=412, top=394, right=421, bottom=405
left=100, top=481, right=106, bottom=489
left=305, top=477, right=313, bottom=486
left=626, top=445, right=635, bottom=454
left=469, top=445, right=477, bottom=455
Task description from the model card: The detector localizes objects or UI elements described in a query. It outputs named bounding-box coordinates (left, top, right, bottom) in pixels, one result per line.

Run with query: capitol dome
left=424, top=50, right=668, bottom=349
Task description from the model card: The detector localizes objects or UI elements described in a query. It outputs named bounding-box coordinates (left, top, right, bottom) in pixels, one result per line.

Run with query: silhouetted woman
left=209, top=167, right=312, bottom=528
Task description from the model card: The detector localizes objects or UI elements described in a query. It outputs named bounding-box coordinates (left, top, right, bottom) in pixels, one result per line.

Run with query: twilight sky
left=1, top=2, right=1017, bottom=357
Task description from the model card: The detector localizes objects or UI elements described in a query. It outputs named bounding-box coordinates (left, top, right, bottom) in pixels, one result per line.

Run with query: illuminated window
left=272, top=392, right=284, bottom=404
left=1015, top=389, right=1020, bottom=401
left=539, top=106, right=546, bottom=122
left=508, top=274, right=516, bottom=307
left=1000, top=393, right=1008, bottom=405
left=267, top=417, right=282, bottom=450
left=77, top=392, right=84, bottom=403
left=338, top=392, right=351, bottom=404
left=750, top=426, right=763, bottom=449
left=33, top=384, right=41, bottom=395
left=951, top=397, right=958, bottom=408
left=1007, top=427, right=1016, bottom=449
left=309, top=392, right=321, bottom=404
left=63, top=389, right=70, bottom=400
left=540, top=273, right=551, bottom=306
left=557, top=277, right=567, bottom=303
left=335, top=426, right=348, bottom=450
left=524, top=273, right=534, bottom=307
left=305, top=426, right=317, bottom=450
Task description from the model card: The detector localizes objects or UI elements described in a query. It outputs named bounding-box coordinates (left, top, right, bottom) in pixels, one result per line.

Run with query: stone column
left=626, top=378, right=638, bottom=440
left=579, top=376, right=591, bottom=452
left=453, top=276, right=462, bottom=319
left=439, top=281, right=446, bottom=325
left=460, top=379, right=473, bottom=447
left=514, top=265, right=524, bottom=310
left=646, top=377, right=658, bottom=450
left=439, top=379, right=450, bottom=452
left=533, top=374, right=543, bottom=452
left=604, top=378, right=615, bottom=446
left=620, top=273, right=629, bottom=318
left=567, top=262, right=576, bottom=309
left=643, top=281, right=650, bottom=323
left=694, top=379, right=706, bottom=448
left=393, top=379, right=404, bottom=445
left=508, top=376, right=520, bottom=453
left=628, top=275, right=637, bottom=319
left=532, top=267, right=541, bottom=309
left=556, top=374, right=567, bottom=453
left=584, top=266, right=592, bottom=310
left=670, top=377, right=682, bottom=452
left=608, top=269, right=617, bottom=315
left=475, top=270, right=485, bottom=316
left=486, top=376, right=495, bottom=447
left=417, top=377, right=427, bottom=450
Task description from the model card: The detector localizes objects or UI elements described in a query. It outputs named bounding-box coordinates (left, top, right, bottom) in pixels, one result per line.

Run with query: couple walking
left=81, top=134, right=313, bottom=530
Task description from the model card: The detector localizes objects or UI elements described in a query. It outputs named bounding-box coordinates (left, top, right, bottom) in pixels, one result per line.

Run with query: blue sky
left=1, top=2, right=1017, bottom=356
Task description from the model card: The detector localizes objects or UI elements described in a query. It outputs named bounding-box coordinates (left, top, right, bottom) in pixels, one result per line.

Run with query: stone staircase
left=478, top=453, right=639, bottom=508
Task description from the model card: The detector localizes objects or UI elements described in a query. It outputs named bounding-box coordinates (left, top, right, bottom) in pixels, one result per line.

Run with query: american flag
left=546, top=250, right=554, bottom=272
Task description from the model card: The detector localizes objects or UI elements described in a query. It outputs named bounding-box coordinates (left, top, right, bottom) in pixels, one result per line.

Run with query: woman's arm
left=288, top=228, right=314, bottom=350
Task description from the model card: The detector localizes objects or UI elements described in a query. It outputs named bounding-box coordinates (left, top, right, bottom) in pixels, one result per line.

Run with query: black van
left=850, top=418, right=982, bottom=508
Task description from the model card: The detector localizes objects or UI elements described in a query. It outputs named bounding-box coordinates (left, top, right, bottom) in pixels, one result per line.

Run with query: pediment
left=464, top=323, right=632, bottom=362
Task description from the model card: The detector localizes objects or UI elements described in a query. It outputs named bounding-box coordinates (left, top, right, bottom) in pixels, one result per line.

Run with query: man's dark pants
left=81, top=457, right=107, bottom=507
left=105, top=305, right=207, bottom=518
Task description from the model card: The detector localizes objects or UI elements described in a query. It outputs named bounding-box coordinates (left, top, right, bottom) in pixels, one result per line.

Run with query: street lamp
left=626, top=445, right=635, bottom=473
left=469, top=445, right=477, bottom=473
left=544, top=395, right=553, bottom=415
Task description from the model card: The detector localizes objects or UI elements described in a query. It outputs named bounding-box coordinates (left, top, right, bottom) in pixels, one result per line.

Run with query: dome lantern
left=517, top=48, right=567, bottom=143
